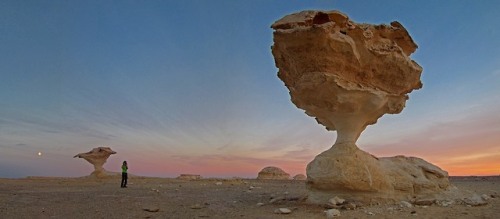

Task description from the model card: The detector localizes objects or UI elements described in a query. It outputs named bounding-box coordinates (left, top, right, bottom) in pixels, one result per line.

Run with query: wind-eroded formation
left=271, top=10, right=455, bottom=204
left=74, top=147, right=116, bottom=178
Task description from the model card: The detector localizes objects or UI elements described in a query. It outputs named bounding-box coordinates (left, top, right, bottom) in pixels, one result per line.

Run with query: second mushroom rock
left=74, top=147, right=117, bottom=178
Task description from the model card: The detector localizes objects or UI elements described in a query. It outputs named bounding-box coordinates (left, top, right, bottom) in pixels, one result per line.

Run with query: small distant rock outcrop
left=177, top=174, right=202, bottom=180
left=257, top=166, right=290, bottom=180
left=293, top=174, right=307, bottom=180
left=73, top=147, right=116, bottom=178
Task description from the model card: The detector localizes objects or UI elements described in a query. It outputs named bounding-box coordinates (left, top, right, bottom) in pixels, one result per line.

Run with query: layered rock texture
left=271, top=10, right=455, bottom=204
left=74, top=147, right=116, bottom=178
left=293, top=174, right=307, bottom=181
left=257, top=166, right=291, bottom=180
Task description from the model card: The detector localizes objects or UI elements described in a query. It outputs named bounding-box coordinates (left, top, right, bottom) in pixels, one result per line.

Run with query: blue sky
left=1, top=0, right=499, bottom=178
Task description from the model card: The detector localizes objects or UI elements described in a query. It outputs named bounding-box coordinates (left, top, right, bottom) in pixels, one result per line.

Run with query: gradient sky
left=1, top=0, right=499, bottom=178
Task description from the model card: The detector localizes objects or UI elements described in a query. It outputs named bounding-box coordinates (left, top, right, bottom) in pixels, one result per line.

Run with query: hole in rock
left=313, top=12, right=330, bottom=25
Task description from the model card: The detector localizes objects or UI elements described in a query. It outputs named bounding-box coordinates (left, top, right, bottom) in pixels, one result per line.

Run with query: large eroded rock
left=271, top=10, right=454, bottom=204
left=74, top=147, right=116, bottom=178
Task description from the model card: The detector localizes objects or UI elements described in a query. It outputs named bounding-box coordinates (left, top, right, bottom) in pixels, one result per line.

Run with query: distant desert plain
left=0, top=175, right=498, bottom=219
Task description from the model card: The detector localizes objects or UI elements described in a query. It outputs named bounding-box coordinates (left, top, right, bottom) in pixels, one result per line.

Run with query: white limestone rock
left=73, top=147, right=116, bottom=178
left=463, top=194, right=488, bottom=206
left=271, top=10, right=456, bottom=204
left=325, top=209, right=341, bottom=218
left=400, top=201, right=413, bottom=208
left=274, top=208, right=292, bottom=214
left=327, top=196, right=345, bottom=207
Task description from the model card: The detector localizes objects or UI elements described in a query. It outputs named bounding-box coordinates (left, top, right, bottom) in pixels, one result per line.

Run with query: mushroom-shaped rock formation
left=74, top=147, right=116, bottom=178
left=257, top=166, right=291, bottom=180
left=271, top=10, right=454, bottom=204
left=293, top=174, right=307, bottom=181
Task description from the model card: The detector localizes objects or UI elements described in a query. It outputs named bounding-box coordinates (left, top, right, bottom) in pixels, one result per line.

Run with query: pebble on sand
left=190, top=204, right=203, bottom=209
left=463, top=194, right=488, bottom=206
left=325, top=209, right=341, bottom=218
left=274, top=208, right=292, bottom=214
left=481, top=194, right=490, bottom=200
left=327, top=196, right=346, bottom=208
left=400, top=201, right=413, bottom=208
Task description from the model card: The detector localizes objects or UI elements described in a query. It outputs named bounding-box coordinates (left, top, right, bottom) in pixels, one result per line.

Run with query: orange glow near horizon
left=109, top=153, right=309, bottom=178
left=107, top=136, right=500, bottom=178
left=435, top=155, right=500, bottom=176
left=92, top=108, right=500, bottom=179
left=106, top=147, right=499, bottom=178
left=113, top=156, right=499, bottom=178
left=362, top=113, right=500, bottom=177
left=444, top=165, right=499, bottom=176
left=367, top=150, right=500, bottom=177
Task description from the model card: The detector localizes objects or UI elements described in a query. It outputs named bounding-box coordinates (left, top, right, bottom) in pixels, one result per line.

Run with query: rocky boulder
left=293, top=174, right=307, bottom=180
left=257, top=166, right=290, bottom=180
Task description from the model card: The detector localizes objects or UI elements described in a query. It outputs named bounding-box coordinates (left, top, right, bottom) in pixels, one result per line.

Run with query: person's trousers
left=121, top=173, right=128, bottom=187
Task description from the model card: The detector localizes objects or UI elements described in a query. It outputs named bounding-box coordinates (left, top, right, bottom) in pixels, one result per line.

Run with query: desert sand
left=0, top=176, right=498, bottom=218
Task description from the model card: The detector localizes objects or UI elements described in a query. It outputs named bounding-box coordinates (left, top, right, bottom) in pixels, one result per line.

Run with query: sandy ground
left=0, top=176, right=498, bottom=219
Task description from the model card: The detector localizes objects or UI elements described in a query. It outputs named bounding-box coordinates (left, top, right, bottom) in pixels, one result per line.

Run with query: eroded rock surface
left=271, top=10, right=457, bottom=204
left=293, top=174, right=307, bottom=181
left=73, top=147, right=116, bottom=178
left=272, top=10, right=422, bottom=144
left=257, top=166, right=291, bottom=180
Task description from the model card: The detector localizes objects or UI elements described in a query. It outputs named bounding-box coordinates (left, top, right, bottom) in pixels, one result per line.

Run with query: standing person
left=121, top=161, right=128, bottom=188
